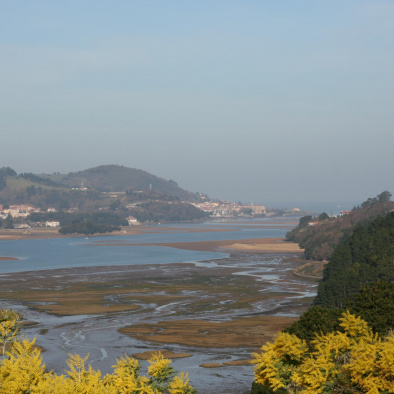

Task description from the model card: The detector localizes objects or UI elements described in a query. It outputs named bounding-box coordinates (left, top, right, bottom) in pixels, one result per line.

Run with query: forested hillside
left=286, top=191, right=394, bottom=260
left=314, top=211, right=394, bottom=307
left=252, top=209, right=394, bottom=393
left=0, top=166, right=210, bottom=226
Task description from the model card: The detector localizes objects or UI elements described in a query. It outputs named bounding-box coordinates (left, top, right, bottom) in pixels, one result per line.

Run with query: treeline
left=29, top=211, right=128, bottom=227
left=59, top=222, right=121, bottom=235
left=18, top=172, right=61, bottom=187
left=0, top=167, right=16, bottom=191
left=129, top=202, right=210, bottom=222
left=286, top=191, right=394, bottom=260
left=314, top=211, right=394, bottom=307
left=252, top=201, right=394, bottom=393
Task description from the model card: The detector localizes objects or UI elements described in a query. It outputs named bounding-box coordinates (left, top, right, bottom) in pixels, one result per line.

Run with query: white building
left=127, top=216, right=140, bottom=226
left=46, top=221, right=60, bottom=228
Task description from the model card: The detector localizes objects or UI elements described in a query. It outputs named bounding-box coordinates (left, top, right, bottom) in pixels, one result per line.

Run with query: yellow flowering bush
left=252, top=311, right=394, bottom=393
left=0, top=309, right=196, bottom=394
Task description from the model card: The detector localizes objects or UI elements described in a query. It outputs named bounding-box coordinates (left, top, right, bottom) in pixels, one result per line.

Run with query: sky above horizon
left=1, top=1, right=393, bottom=208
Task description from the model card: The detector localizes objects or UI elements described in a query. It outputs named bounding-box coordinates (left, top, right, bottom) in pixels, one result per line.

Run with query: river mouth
left=0, top=251, right=317, bottom=393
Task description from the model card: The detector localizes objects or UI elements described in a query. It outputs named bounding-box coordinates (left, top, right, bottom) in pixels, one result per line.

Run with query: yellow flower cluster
left=0, top=309, right=196, bottom=394
left=252, top=311, right=394, bottom=393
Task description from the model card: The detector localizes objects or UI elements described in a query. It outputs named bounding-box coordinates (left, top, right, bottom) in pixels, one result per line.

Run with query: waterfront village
left=0, top=200, right=303, bottom=229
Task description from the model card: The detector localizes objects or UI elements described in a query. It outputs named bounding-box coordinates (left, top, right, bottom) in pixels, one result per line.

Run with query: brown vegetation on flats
left=223, top=359, right=252, bottom=366
left=0, top=251, right=313, bottom=352
left=200, top=363, right=224, bottom=368
left=132, top=350, right=192, bottom=360
left=118, top=316, right=297, bottom=348
left=0, top=286, right=143, bottom=316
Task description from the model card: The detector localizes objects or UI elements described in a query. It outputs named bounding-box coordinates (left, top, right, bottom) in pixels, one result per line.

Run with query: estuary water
left=0, top=218, right=305, bottom=393
left=0, top=219, right=289, bottom=274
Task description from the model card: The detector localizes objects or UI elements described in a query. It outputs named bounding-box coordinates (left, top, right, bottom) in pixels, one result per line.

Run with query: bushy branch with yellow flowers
left=0, top=309, right=20, bottom=356
left=252, top=311, right=394, bottom=393
left=0, top=309, right=196, bottom=393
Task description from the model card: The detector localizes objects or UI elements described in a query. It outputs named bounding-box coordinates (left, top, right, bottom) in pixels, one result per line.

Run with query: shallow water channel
left=0, top=219, right=317, bottom=393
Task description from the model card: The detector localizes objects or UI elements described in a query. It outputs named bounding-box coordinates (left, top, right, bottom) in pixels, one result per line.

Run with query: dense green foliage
left=59, top=222, right=121, bottom=235
left=284, top=281, right=394, bottom=342
left=129, top=202, right=210, bottom=222
left=346, top=281, right=394, bottom=337
left=3, top=214, right=14, bottom=229
left=286, top=192, right=394, bottom=260
left=0, top=167, right=17, bottom=191
left=18, top=173, right=60, bottom=187
left=283, top=306, right=344, bottom=344
left=29, top=211, right=128, bottom=227
left=314, top=212, right=394, bottom=307
left=251, top=196, right=394, bottom=394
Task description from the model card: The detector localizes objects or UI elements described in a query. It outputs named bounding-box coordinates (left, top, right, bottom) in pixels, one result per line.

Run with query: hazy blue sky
left=1, top=1, right=393, bottom=208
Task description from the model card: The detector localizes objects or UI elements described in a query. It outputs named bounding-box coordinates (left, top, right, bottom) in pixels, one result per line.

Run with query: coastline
left=0, top=223, right=304, bottom=259
left=0, top=219, right=298, bottom=242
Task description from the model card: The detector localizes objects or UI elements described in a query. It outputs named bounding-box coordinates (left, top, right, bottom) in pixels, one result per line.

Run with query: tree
left=377, top=190, right=392, bottom=203
left=252, top=312, right=394, bottom=393
left=347, top=281, right=394, bottom=337
left=317, top=212, right=329, bottom=221
left=299, top=215, right=312, bottom=228
left=283, top=306, right=343, bottom=344
left=0, top=309, right=20, bottom=356
left=3, top=214, right=14, bottom=229
left=314, top=211, right=394, bottom=307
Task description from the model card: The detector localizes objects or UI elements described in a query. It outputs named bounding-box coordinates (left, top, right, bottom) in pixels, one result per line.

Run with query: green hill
left=0, top=166, right=208, bottom=223
left=44, top=165, right=200, bottom=201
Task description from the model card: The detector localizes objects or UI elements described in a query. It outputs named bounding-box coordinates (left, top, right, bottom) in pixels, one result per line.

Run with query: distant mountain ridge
left=43, top=165, right=201, bottom=201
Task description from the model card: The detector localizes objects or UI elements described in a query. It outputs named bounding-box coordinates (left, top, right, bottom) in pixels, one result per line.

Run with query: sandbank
left=96, top=237, right=304, bottom=254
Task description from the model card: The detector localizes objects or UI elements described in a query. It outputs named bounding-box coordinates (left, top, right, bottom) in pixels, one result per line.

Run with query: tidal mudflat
left=0, top=252, right=318, bottom=393
left=0, top=219, right=319, bottom=393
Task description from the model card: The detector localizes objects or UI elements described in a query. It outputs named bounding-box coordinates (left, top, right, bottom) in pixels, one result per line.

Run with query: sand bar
left=94, top=237, right=304, bottom=254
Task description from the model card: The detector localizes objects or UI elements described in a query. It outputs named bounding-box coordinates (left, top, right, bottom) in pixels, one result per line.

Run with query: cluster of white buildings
left=0, top=204, right=40, bottom=219
left=0, top=205, right=60, bottom=227
left=190, top=201, right=266, bottom=217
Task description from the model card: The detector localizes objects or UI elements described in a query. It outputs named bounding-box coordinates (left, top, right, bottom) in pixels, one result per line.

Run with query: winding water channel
left=0, top=218, right=317, bottom=393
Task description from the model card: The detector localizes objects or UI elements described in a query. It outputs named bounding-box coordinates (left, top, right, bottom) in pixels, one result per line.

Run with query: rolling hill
left=43, top=165, right=201, bottom=201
